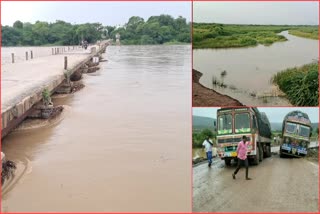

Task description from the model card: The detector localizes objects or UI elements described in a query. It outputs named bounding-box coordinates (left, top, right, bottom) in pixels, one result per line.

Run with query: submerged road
left=2, top=47, right=95, bottom=111
left=1, top=43, right=107, bottom=138
left=193, top=149, right=318, bottom=212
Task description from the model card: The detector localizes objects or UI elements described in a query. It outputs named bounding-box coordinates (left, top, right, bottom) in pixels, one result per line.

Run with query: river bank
left=193, top=23, right=318, bottom=49
left=193, top=31, right=317, bottom=106
left=272, top=62, right=318, bottom=106
left=192, top=69, right=243, bottom=106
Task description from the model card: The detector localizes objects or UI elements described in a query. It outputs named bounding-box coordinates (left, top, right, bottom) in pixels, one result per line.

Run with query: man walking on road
left=232, top=136, right=252, bottom=180
left=202, top=136, right=214, bottom=167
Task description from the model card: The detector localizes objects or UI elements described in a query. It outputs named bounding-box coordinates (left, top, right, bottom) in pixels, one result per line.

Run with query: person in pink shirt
left=232, top=136, right=252, bottom=180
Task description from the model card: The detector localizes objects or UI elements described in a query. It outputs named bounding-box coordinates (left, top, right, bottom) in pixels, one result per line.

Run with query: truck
left=216, top=107, right=272, bottom=166
left=280, top=110, right=312, bottom=158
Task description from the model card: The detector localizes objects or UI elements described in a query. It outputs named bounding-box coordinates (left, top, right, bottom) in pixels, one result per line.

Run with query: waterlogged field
left=193, top=23, right=318, bottom=49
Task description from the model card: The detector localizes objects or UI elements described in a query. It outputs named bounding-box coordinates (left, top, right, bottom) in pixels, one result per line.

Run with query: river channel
left=193, top=31, right=318, bottom=106
left=1, top=45, right=191, bottom=212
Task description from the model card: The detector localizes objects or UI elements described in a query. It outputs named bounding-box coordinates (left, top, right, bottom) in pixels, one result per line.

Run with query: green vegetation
left=193, top=129, right=215, bottom=148
left=272, top=62, right=318, bottom=106
left=2, top=21, right=105, bottom=46
left=289, top=26, right=318, bottom=40
left=193, top=23, right=318, bottom=49
left=2, top=15, right=190, bottom=46
left=42, top=88, right=52, bottom=106
left=112, top=15, right=190, bottom=45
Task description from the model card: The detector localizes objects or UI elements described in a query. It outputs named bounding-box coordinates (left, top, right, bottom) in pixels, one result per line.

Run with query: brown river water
left=1, top=45, right=191, bottom=212
left=193, top=31, right=318, bottom=106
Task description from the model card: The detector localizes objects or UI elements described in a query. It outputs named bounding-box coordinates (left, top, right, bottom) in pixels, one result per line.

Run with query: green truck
left=280, top=110, right=312, bottom=157
left=216, top=107, right=272, bottom=166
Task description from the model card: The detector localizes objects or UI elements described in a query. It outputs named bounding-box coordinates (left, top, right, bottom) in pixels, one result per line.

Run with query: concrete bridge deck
left=1, top=42, right=109, bottom=138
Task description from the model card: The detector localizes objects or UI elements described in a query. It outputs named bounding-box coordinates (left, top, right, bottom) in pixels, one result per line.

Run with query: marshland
left=193, top=24, right=318, bottom=106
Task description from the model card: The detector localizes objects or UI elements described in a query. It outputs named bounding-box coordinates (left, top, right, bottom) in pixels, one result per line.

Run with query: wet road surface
left=193, top=153, right=318, bottom=212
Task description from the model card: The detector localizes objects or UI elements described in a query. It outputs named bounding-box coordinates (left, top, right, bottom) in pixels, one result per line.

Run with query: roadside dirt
left=193, top=155, right=318, bottom=212
left=192, top=69, right=243, bottom=106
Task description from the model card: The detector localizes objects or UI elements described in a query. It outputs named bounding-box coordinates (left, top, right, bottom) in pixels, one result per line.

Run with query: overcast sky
left=193, top=108, right=319, bottom=123
left=194, top=2, right=318, bottom=25
left=1, top=1, right=191, bottom=26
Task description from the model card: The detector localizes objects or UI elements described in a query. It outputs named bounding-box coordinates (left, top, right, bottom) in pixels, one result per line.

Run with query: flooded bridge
left=1, top=41, right=109, bottom=138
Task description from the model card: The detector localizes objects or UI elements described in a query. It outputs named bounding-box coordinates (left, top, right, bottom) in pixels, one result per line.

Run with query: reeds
left=272, top=63, right=318, bottom=106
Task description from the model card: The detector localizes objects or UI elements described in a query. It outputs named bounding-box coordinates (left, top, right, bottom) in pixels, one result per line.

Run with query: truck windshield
left=235, top=113, right=251, bottom=133
left=299, top=125, right=310, bottom=138
left=285, top=122, right=297, bottom=134
left=218, top=114, right=232, bottom=134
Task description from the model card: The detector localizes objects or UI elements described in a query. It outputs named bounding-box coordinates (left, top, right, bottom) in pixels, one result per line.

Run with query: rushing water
left=1, top=45, right=191, bottom=212
left=193, top=31, right=318, bottom=106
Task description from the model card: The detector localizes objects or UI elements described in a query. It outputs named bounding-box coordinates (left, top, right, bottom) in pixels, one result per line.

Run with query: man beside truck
left=202, top=136, right=214, bottom=167
left=232, top=136, right=252, bottom=180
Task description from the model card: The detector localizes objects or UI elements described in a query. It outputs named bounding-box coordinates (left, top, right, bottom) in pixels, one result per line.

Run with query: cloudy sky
left=193, top=108, right=319, bottom=123
left=194, top=2, right=318, bottom=25
left=1, top=1, right=191, bottom=26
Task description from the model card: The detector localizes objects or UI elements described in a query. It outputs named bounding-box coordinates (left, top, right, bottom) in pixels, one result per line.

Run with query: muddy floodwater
left=2, top=45, right=191, bottom=212
left=193, top=31, right=318, bottom=106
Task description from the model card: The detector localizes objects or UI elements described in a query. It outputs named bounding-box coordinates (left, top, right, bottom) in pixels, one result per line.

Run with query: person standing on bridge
left=202, top=136, right=214, bottom=167
left=232, top=136, right=252, bottom=180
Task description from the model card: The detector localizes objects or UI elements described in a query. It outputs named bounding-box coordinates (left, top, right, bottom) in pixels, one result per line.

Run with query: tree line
left=2, top=15, right=190, bottom=47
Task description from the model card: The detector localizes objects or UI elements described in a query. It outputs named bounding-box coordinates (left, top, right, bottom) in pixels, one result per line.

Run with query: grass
left=288, top=26, right=318, bottom=40
left=193, top=23, right=318, bottom=49
left=42, top=88, right=52, bottom=106
left=272, top=62, right=318, bottom=106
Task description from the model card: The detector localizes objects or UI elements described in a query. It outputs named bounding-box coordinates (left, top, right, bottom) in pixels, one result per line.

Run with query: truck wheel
left=224, top=159, right=231, bottom=166
left=280, top=150, right=285, bottom=158
left=253, top=148, right=259, bottom=165
left=259, top=145, right=263, bottom=162
left=266, top=145, right=271, bottom=157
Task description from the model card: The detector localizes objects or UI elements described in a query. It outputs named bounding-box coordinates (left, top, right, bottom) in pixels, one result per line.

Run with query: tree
left=126, top=16, right=144, bottom=29
left=105, top=26, right=115, bottom=38
left=2, top=26, right=21, bottom=46
left=13, top=20, right=23, bottom=29
left=1, top=15, right=190, bottom=46
left=201, top=129, right=214, bottom=139
left=32, top=21, right=50, bottom=45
